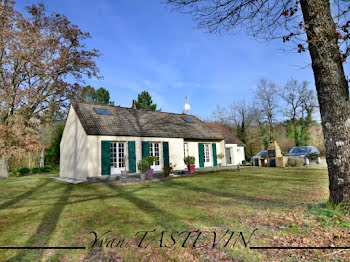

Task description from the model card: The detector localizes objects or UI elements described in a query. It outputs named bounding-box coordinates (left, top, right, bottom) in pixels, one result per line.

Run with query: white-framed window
left=149, top=142, right=160, bottom=166
left=184, top=143, right=189, bottom=158
left=111, top=142, right=125, bottom=168
left=203, top=144, right=210, bottom=163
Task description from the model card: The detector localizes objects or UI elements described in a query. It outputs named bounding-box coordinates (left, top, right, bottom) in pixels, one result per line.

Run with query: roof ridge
left=71, top=102, right=224, bottom=140
left=73, top=101, right=200, bottom=118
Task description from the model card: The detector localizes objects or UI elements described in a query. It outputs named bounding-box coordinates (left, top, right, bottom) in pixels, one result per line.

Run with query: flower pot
left=187, top=165, right=195, bottom=173
left=140, top=173, right=146, bottom=182
left=121, top=170, right=128, bottom=178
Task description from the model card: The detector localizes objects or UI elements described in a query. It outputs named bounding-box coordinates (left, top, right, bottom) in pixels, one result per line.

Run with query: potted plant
left=217, top=153, right=225, bottom=166
left=137, top=158, right=149, bottom=182
left=163, top=163, right=175, bottom=177
left=144, top=156, right=157, bottom=178
left=184, top=156, right=195, bottom=173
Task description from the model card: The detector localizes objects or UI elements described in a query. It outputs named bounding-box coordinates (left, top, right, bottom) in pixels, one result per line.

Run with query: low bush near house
left=286, top=157, right=304, bottom=167
left=31, top=167, right=40, bottom=173
left=10, top=168, right=19, bottom=176
left=39, top=166, right=52, bottom=173
left=163, top=163, right=175, bottom=176
left=242, top=160, right=250, bottom=165
left=19, top=167, right=31, bottom=175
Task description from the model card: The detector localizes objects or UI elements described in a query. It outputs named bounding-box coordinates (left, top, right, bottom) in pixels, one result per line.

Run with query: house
left=207, top=123, right=246, bottom=165
left=60, top=102, right=226, bottom=180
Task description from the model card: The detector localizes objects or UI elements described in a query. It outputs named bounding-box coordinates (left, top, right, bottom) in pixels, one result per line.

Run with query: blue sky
left=16, top=0, right=349, bottom=119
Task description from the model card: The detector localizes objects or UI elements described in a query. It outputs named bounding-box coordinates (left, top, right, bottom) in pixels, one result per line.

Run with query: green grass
left=0, top=165, right=349, bottom=261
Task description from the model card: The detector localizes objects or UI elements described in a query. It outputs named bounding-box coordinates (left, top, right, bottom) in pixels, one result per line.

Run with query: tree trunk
left=40, top=126, right=45, bottom=167
left=0, top=158, right=8, bottom=178
left=300, top=0, right=350, bottom=203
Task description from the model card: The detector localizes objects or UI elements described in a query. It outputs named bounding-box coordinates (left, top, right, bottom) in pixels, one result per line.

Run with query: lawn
left=0, top=165, right=349, bottom=261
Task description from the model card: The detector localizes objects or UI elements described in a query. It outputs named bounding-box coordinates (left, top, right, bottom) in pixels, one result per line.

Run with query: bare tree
left=254, top=79, right=279, bottom=142
left=281, top=79, right=318, bottom=145
left=167, top=0, right=350, bottom=204
left=228, top=100, right=259, bottom=126
left=281, top=79, right=305, bottom=121
left=0, top=1, right=101, bottom=177
left=300, top=82, right=318, bottom=120
left=210, top=105, right=231, bottom=126
left=228, top=100, right=261, bottom=158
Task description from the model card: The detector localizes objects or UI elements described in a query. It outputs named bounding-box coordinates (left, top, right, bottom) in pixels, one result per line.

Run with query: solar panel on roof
left=181, top=116, right=194, bottom=123
left=95, top=108, right=111, bottom=115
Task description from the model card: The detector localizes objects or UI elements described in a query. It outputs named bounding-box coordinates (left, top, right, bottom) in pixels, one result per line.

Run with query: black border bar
left=251, top=246, right=350, bottom=250
left=0, top=247, right=86, bottom=250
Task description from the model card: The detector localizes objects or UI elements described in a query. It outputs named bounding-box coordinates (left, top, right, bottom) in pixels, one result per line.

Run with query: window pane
left=118, top=143, right=125, bottom=168
left=149, top=143, right=153, bottom=156
left=95, top=108, right=111, bottom=115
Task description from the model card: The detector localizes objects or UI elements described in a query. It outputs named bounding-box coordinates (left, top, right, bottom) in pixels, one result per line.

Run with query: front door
left=110, top=142, right=126, bottom=174
left=203, top=143, right=211, bottom=167
left=225, top=147, right=232, bottom=165
left=149, top=142, right=161, bottom=171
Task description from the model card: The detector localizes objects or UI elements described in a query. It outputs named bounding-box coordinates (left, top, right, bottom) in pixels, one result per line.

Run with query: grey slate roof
left=72, top=102, right=224, bottom=140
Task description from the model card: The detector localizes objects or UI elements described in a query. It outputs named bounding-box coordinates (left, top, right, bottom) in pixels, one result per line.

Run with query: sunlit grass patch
left=0, top=166, right=348, bottom=261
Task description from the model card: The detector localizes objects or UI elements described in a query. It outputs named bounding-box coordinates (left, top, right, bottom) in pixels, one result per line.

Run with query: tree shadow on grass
left=8, top=184, right=74, bottom=261
left=0, top=179, right=52, bottom=210
left=163, top=180, right=301, bottom=208
left=105, top=183, right=188, bottom=229
left=81, top=183, right=191, bottom=261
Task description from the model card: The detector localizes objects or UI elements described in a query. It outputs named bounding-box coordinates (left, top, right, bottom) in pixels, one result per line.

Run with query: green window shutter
left=212, top=143, right=217, bottom=166
left=142, top=141, right=149, bottom=158
left=101, top=141, right=111, bottom=175
left=128, top=141, right=136, bottom=173
left=163, top=142, right=169, bottom=166
left=198, top=143, right=204, bottom=167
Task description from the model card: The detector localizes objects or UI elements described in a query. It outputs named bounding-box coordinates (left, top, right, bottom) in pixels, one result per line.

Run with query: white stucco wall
left=87, top=136, right=186, bottom=177
left=186, top=140, right=225, bottom=168
left=236, top=145, right=245, bottom=165
left=225, top=144, right=245, bottom=165
left=60, top=105, right=89, bottom=180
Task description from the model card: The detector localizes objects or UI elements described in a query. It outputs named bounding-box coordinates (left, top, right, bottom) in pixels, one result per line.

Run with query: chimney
left=131, top=100, right=136, bottom=109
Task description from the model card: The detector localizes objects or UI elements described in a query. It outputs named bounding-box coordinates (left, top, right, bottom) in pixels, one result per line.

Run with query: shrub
left=10, top=168, right=19, bottom=176
left=184, top=156, right=195, bottom=166
left=163, top=163, right=175, bottom=176
left=55, top=165, right=60, bottom=172
left=242, top=160, right=250, bottom=165
left=143, top=156, right=156, bottom=167
left=287, top=157, right=304, bottom=167
left=19, top=167, right=31, bottom=175
left=39, top=166, right=52, bottom=173
left=137, top=159, right=150, bottom=173
left=31, top=167, right=40, bottom=174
